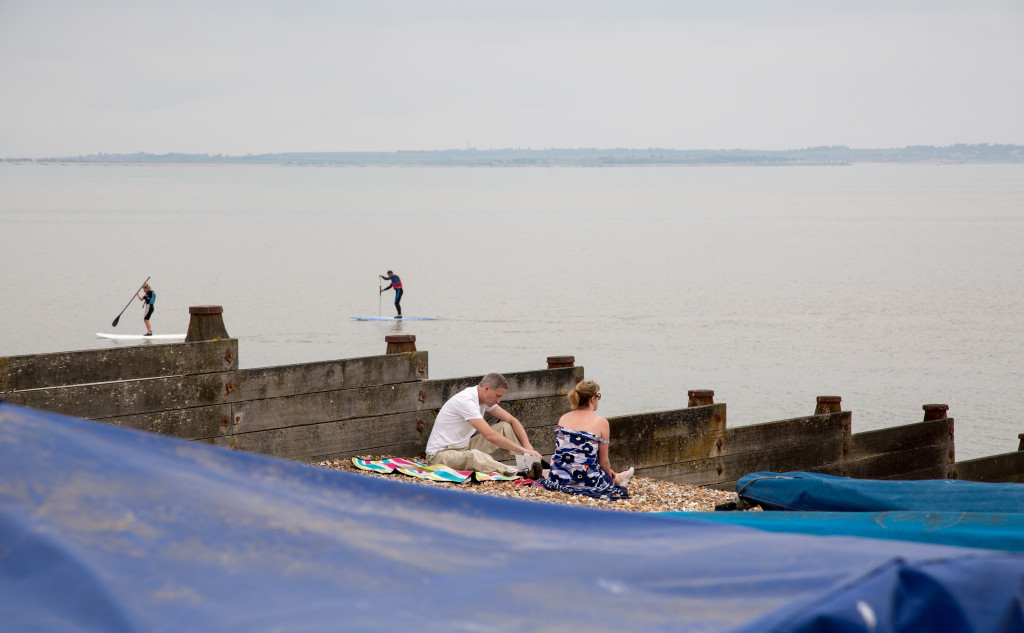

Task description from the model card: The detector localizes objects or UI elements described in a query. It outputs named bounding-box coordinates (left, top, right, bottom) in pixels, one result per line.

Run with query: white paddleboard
left=96, top=333, right=186, bottom=340
left=350, top=316, right=440, bottom=321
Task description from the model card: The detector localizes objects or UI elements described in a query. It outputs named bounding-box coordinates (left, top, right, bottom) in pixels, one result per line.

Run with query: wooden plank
left=808, top=462, right=848, bottom=477
left=102, top=404, right=231, bottom=440
left=954, top=451, right=1024, bottom=483
left=607, top=406, right=725, bottom=470
left=847, top=418, right=954, bottom=460
left=657, top=415, right=851, bottom=489
left=723, top=414, right=849, bottom=455
left=878, top=465, right=952, bottom=481
left=0, top=339, right=238, bottom=392
left=231, top=353, right=428, bottom=400
left=521, top=424, right=558, bottom=457
left=609, top=405, right=726, bottom=443
left=218, top=410, right=436, bottom=462
left=6, top=357, right=570, bottom=434
left=229, top=382, right=429, bottom=434
left=3, top=353, right=428, bottom=420
left=611, top=429, right=728, bottom=471
left=307, top=441, right=432, bottom=464
left=681, top=440, right=953, bottom=489
left=608, top=412, right=846, bottom=487
left=844, top=445, right=952, bottom=480
left=504, top=366, right=583, bottom=400
left=635, top=435, right=846, bottom=490
left=226, top=391, right=569, bottom=457
left=637, top=458, right=725, bottom=487
left=4, top=372, right=234, bottom=419
left=220, top=417, right=564, bottom=465
left=491, top=395, right=572, bottom=430
left=722, top=437, right=846, bottom=482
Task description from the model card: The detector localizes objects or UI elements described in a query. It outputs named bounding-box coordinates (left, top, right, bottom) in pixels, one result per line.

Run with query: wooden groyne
left=607, top=394, right=954, bottom=490
left=3, top=307, right=1023, bottom=488
left=0, top=307, right=579, bottom=463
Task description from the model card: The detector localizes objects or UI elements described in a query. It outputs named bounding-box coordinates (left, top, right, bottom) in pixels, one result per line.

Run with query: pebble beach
left=317, top=458, right=747, bottom=513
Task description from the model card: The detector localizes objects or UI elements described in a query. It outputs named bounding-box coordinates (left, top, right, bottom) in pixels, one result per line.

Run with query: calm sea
left=3, top=162, right=1023, bottom=460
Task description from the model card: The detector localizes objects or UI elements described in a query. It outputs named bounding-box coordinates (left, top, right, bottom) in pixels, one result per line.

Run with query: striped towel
left=350, top=457, right=520, bottom=483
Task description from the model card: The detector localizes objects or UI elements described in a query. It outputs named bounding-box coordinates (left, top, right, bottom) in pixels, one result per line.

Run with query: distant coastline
left=3, top=144, right=1022, bottom=166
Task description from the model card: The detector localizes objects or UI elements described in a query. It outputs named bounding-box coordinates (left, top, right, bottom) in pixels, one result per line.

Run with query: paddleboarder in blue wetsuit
left=379, top=270, right=403, bottom=318
left=135, top=282, right=155, bottom=336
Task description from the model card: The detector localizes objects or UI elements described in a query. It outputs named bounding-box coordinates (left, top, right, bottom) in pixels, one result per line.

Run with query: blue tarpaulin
left=661, top=511, right=1024, bottom=552
left=737, top=471, right=1024, bottom=513
left=3, top=402, right=1024, bottom=633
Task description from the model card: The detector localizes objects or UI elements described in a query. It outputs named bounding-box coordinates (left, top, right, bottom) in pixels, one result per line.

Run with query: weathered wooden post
left=922, top=404, right=956, bottom=474
left=922, top=403, right=949, bottom=421
left=546, top=355, right=575, bottom=369
left=815, top=396, right=842, bottom=415
left=688, top=389, right=715, bottom=407
left=185, top=305, right=230, bottom=342
left=385, top=335, right=416, bottom=354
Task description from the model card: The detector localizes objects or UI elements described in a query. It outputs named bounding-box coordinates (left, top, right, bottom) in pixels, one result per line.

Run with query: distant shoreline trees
left=5, top=144, right=1022, bottom=166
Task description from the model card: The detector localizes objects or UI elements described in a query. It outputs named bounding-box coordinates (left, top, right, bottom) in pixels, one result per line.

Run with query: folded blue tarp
left=661, top=511, right=1024, bottom=552
left=3, top=403, right=1024, bottom=633
left=737, top=471, right=1024, bottom=513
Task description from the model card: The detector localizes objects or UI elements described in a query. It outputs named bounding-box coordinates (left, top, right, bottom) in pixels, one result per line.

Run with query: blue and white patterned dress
left=541, top=426, right=629, bottom=500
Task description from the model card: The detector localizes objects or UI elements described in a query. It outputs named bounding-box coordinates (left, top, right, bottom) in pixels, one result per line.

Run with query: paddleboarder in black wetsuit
left=380, top=270, right=403, bottom=318
left=136, top=282, right=155, bottom=335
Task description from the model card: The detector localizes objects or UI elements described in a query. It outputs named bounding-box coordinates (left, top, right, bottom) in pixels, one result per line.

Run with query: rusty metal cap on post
left=687, top=389, right=715, bottom=407
left=922, top=403, right=950, bottom=421
left=385, top=334, right=417, bottom=355
left=547, top=355, right=575, bottom=368
left=814, top=395, right=842, bottom=415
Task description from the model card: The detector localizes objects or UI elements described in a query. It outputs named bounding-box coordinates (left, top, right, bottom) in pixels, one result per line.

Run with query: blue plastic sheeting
left=737, top=471, right=1024, bottom=513
left=3, top=403, right=1024, bottom=633
left=660, top=511, right=1024, bottom=552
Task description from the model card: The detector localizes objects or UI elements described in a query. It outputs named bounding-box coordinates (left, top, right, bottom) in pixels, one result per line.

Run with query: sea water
left=2, top=162, right=1023, bottom=460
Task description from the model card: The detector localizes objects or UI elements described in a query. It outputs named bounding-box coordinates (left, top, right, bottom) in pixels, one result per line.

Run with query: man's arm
left=486, top=406, right=541, bottom=457
left=468, top=410, right=541, bottom=458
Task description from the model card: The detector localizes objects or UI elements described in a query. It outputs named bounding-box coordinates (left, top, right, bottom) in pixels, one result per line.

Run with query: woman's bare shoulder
left=557, top=410, right=594, bottom=431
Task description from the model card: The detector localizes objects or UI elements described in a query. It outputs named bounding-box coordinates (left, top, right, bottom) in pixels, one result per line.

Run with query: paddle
left=378, top=277, right=382, bottom=318
left=111, top=276, right=150, bottom=327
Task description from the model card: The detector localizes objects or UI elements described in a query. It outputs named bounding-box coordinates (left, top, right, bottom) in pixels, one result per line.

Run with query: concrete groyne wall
left=3, top=308, right=1022, bottom=488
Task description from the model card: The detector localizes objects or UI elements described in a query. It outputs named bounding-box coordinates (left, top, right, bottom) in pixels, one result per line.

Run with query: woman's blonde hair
left=568, top=379, right=600, bottom=409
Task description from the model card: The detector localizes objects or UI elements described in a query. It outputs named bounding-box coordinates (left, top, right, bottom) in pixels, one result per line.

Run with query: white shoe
left=615, top=467, right=634, bottom=486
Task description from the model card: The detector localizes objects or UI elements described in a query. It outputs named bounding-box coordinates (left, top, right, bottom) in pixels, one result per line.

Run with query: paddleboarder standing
left=136, top=282, right=155, bottom=336
left=379, top=270, right=403, bottom=318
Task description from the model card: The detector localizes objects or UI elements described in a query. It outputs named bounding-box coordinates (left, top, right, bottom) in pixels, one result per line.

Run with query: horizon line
left=4, top=142, right=1024, bottom=162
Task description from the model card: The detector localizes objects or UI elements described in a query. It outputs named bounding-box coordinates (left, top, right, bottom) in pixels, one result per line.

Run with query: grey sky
left=1, top=0, right=1022, bottom=157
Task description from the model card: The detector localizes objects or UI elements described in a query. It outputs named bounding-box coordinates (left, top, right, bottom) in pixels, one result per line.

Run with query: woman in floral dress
left=541, top=379, right=633, bottom=500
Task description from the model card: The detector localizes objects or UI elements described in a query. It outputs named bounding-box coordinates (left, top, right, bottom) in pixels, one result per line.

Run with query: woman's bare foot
left=614, top=466, right=634, bottom=486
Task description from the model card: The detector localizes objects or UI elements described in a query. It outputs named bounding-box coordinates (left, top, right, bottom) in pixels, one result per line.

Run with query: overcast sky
left=1, top=1, right=1022, bottom=157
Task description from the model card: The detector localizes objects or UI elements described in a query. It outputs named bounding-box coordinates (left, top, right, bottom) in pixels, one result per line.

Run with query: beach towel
left=351, top=457, right=521, bottom=483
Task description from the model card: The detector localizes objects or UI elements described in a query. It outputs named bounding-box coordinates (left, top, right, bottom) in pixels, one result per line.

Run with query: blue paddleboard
left=350, top=316, right=440, bottom=321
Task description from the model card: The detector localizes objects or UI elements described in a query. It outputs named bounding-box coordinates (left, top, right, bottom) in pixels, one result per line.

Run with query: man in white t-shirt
left=425, top=373, right=543, bottom=479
